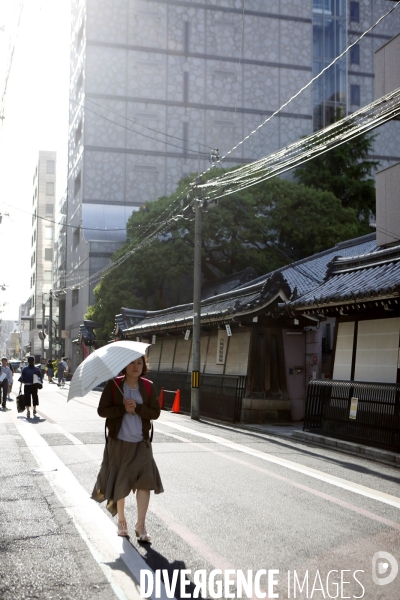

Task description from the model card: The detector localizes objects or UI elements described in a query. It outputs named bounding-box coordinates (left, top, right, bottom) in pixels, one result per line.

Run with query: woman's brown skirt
left=91, top=437, right=164, bottom=517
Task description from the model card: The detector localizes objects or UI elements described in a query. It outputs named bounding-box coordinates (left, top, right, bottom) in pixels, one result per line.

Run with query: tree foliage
left=87, top=174, right=362, bottom=343
left=294, top=129, right=379, bottom=224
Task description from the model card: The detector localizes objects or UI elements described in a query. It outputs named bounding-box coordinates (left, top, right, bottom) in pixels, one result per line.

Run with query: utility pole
left=191, top=178, right=203, bottom=421
left=49, top=290, right=53, bottom=361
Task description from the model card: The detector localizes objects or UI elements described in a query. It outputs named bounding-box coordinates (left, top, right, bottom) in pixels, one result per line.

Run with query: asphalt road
left=1, top=379, right=399, bottom=600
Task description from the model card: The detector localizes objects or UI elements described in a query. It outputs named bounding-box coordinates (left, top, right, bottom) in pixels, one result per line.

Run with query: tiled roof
left=288, top=242, right=400, bottom=310
left=120, top=233, right=377, bottom=335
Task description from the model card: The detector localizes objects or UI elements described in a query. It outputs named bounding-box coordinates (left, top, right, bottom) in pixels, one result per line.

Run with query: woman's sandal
left=33, top=408, right=37, bottom=416
left=26, top=409, right=30, bottom=418
left=117, top=520, right=129, bottom=537
left=135, top=524, right=151, bottom=543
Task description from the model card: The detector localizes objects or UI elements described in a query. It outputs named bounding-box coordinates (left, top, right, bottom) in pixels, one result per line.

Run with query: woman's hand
left=124, top=398, right=137, bottom=414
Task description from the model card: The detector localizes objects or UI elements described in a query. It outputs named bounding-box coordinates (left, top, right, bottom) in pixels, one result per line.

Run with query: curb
left=292, top=431, right=400, bottom=467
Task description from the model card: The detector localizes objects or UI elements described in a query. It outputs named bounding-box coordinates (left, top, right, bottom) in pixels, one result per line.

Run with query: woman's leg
left=116, top=497, right=128, bottom=536
left=24, top=387, right=32, bottom=416
left=117, top=497, right=126, bottom=522
left=135, top=489, right=151, bottom=541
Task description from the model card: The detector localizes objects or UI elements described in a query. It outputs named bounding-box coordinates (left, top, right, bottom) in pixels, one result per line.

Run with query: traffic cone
left=159, top=387, right=165, bottom=410
left=171, top=389, right=180, bottom=413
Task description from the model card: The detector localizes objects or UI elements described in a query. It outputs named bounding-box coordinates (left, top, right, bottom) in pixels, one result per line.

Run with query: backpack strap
left=140, top=378, right=154, bottom=442
left=139, top=377, right=152, bottom=397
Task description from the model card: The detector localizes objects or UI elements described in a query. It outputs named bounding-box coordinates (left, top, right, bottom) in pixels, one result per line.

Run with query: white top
left=117, top=382, right=144, bottom=443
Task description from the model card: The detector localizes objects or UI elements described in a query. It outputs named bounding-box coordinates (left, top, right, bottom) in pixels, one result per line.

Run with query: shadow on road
left=141, top=544, right=206, bottom=600
left=199, top=419, right=400, bottom=485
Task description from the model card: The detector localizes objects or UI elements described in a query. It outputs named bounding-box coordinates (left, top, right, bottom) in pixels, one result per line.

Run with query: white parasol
left=67, top=340, right=150, bottom=401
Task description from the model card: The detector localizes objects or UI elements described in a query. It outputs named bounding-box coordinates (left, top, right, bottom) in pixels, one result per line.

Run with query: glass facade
left=313, top=0, right=347, bottom=131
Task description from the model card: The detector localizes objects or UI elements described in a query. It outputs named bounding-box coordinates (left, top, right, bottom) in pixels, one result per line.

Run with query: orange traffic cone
left=171, top=389, right=180, bottom=413
left=159, top=387, right=165, bottom=410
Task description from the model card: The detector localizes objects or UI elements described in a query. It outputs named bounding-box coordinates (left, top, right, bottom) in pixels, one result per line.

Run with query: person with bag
left=0, top=357, right=12, bottom=409
left=18, top=356, right=43, bottom=418
left=57, top=357, right=68, bottom=386
left=91, top=354, right=163, bottom=541
left=7, top=361, right=14, bottom=401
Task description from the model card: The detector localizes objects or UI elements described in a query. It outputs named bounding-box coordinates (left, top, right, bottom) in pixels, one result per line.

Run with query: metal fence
left=304, top=380, right=400, bottom=452
left=148, top=372, right=247, bottom=422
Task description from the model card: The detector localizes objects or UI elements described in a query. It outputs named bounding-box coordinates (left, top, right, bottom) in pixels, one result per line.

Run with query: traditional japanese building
left=114, top=233, right=377, bottom=423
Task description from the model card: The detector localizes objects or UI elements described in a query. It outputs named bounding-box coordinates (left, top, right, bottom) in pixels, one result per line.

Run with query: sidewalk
left=230, top=420, right=400, bottom=468
left=0, top=403, right=115, bottom=600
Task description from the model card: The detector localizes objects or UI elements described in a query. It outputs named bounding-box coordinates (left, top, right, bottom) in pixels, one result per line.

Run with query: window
left=76, top=70, right=83, bottom=95
left=350, top=44, right=360, bottom=65
left=74, top=171, right=81, bottom=197
left=183, top=72, right=189, bottom=104
left=73, top=227, right=80, bottom=247
left=45, top=203, right=54, bottom=215
left=47, top=160, right=55, bottom=174
left=46, top=182, right=54, bottom=195
left=184, top=21, right=190, bottom=54
left=75, top=118, right=82, bottom=145
left=350, top=2, right=359, bottom=22
left=350, top=84, right=360, bottom=106
left=45, top=248, right=53, bottom=261
left=183, top=122, right=188, bottom=155
left=44, top=270, right=52, bottom=283
left=76, top=20, right=84, bottom=47
left=45, top=227, right=53, bottom=240
left=72, top=289, right=79, bottom=306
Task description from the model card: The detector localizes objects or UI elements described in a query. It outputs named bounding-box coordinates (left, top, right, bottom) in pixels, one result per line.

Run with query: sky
left=0, top=0, right=70, bottom=321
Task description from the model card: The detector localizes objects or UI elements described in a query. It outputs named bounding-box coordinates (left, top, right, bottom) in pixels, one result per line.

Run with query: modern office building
left=28, top=151, right=57, bottom=361
left=61, top=0, right=400, bottom=365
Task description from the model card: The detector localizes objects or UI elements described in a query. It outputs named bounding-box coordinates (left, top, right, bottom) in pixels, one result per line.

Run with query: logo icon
left=372, top=552, right=398, bottom=586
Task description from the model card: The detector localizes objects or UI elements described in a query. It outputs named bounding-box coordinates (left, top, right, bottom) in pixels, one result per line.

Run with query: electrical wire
left=198, top=87, right=400, bottom=200
left=0, top=200, right=174, bottom=232
left=70, top=99, right=211, bottom=157
left=246, top=0, right=384, bottom=163
left=195, top=0, right=400, bottom=181
left=84, top=96, right=214, bottom=150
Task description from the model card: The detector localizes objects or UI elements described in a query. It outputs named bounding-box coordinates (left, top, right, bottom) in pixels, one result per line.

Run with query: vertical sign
left=184, top=329, right=190, bottom=341
left=225, top=324, right=232, bottom=337
left=217, top=329, right=228, bottom=365
left=152, top=335, right=156, bottom=345
left=349, top=397, right=358, bottom=420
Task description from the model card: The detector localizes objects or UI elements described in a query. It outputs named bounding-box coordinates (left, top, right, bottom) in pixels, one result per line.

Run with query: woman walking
left=91, top=355, right=163, bottom=541
left=19, top=356, right=43, bottom=418
left=46, top=359, right=54, bottom=383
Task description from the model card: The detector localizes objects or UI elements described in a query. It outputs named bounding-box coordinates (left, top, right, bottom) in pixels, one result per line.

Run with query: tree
left=294, top=128, right=379, bottom=225
left=86, top=175, right=362, bottom=343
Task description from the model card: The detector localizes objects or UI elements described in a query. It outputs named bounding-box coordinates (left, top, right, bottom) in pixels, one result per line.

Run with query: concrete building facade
left=29, top=151, right=57, bottom=361
left=61, top=0, right=400, bottom=367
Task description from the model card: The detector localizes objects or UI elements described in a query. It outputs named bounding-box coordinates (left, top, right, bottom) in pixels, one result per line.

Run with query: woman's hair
left=121, top=354, right=148, bottom=377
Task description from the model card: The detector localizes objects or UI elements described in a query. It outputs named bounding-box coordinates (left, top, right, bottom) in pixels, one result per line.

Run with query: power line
left=195, top=0, right=400, bottom=181
left=84, top=97, right=214, bottom=151
left=70, top=99, right=211, bottom=157
left=199, top=87, right=400, bottom=200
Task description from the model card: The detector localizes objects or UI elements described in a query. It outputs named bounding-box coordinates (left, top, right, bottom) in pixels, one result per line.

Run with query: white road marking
left=159, top=420, right=400, bottom=511
left=9, top=410, right=173, bottom=600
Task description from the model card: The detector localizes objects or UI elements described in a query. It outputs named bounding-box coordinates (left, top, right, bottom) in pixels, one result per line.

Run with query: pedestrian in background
left=57, top=357, right=68, bottom=386
left=91, top=355, right=163, bottom=541
left=7, top=361, right=14, bottom=400
left=47, top=359, right=54, bottom=383
left=19, top=356, right=43, bottom=418
left=0, top=358, right=12, bottom=409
